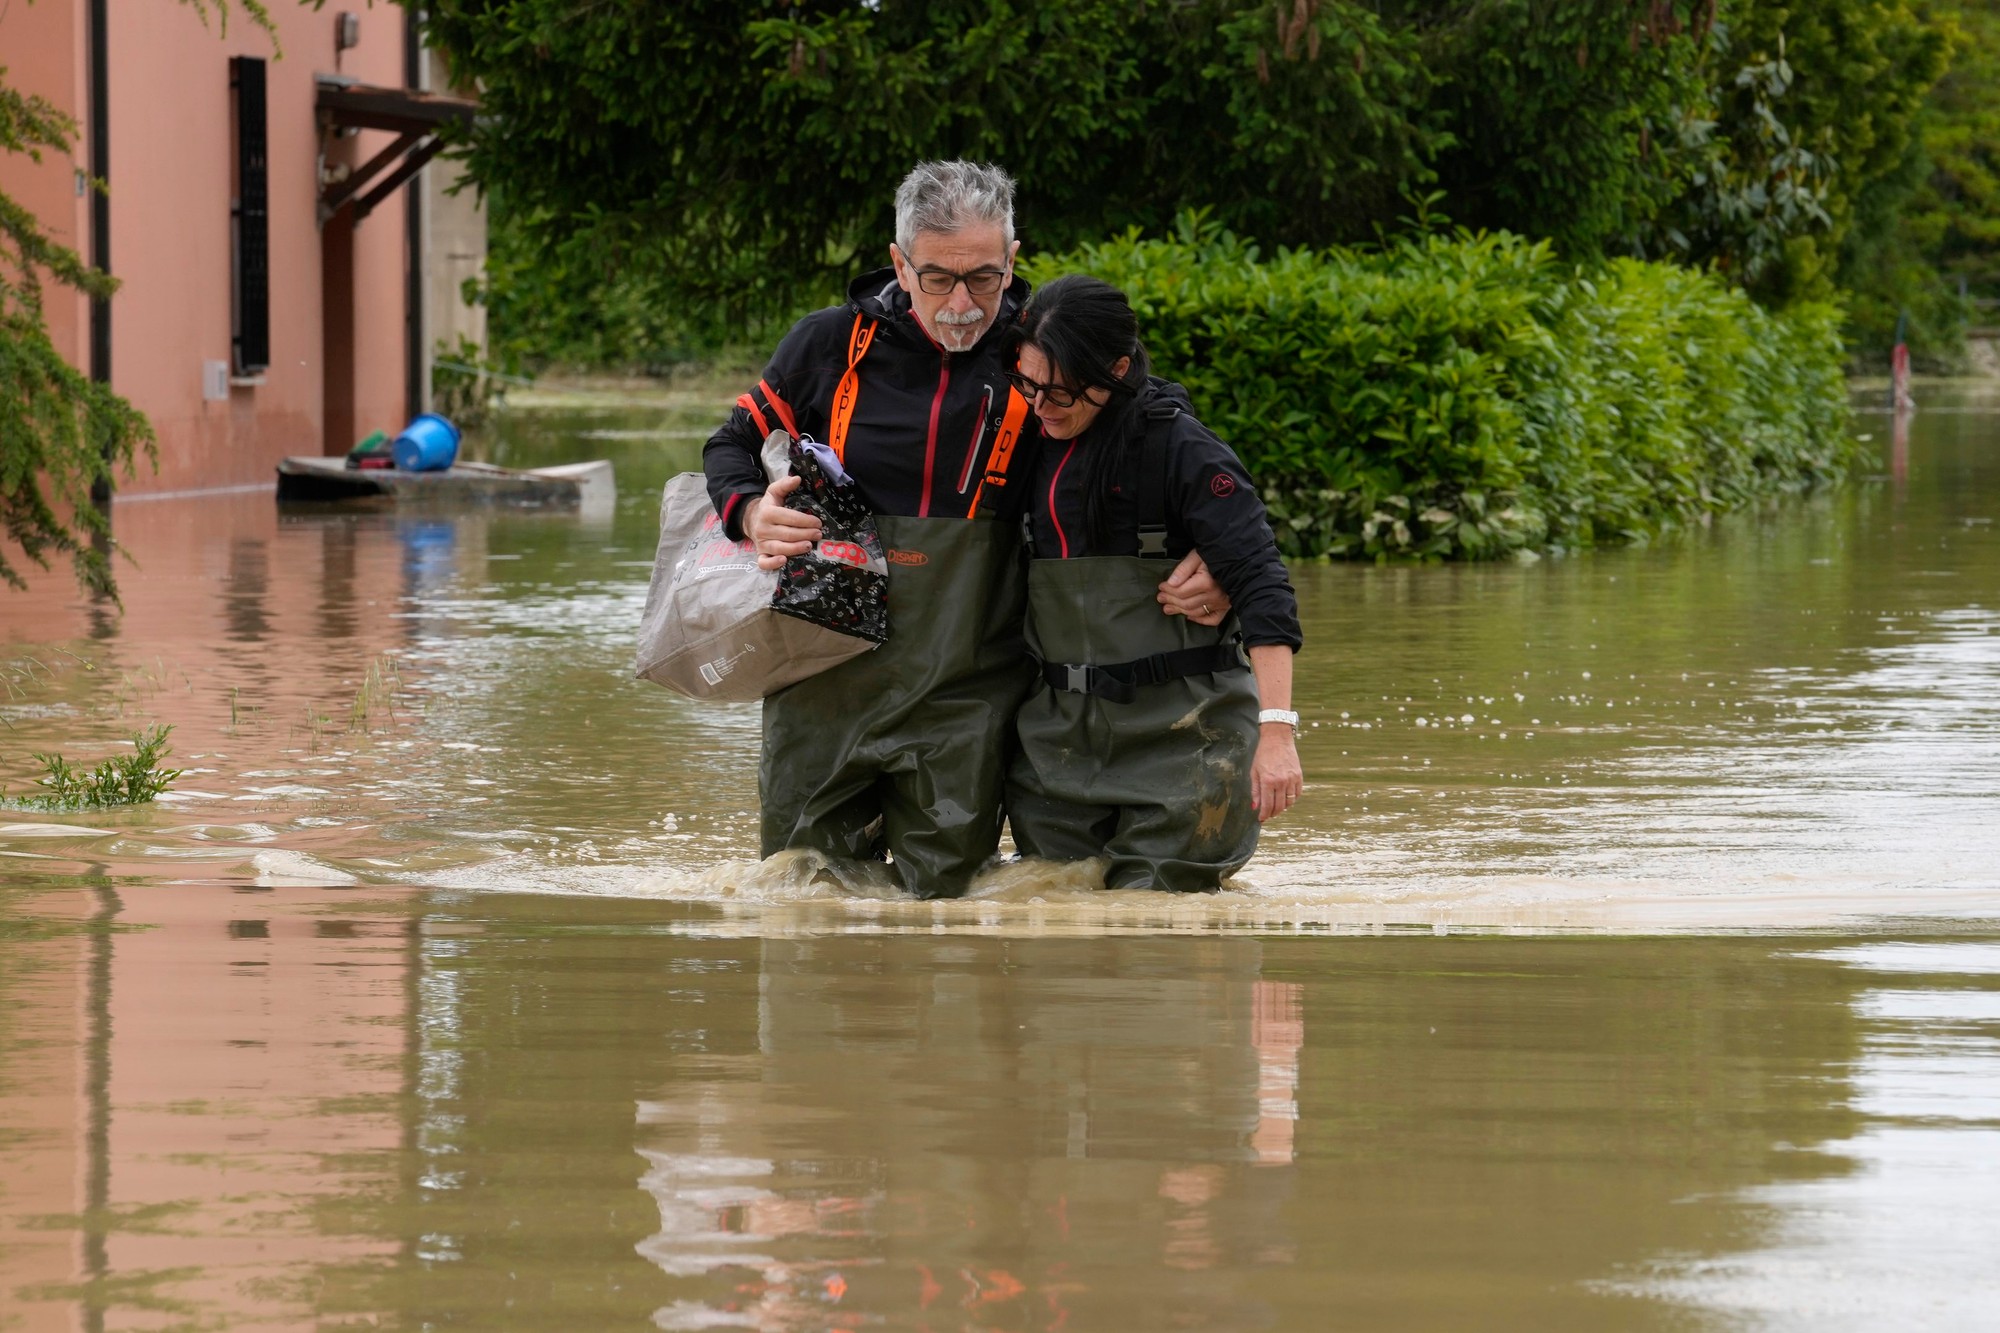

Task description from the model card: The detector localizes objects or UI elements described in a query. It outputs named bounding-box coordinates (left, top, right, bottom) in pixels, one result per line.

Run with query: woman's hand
left=744, top=475, right=822, bottom=570
left=1251, top=724, right=1303, bottom=822
left=1246, top=643, right=1300, bottom=821
left=1157, top=552, right=1231, bottom=626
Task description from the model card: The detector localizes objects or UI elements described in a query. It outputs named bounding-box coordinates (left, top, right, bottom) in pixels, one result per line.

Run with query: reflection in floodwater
left=5, top=887, right=2000, bottom=1328
left=0, top=886, right=412, bottom=1330
left=1250, top=980, right=1302, bottom=1166
left=631, top=941, right=1301, bottom=1330
left=224, top=538, right=272, bottom=643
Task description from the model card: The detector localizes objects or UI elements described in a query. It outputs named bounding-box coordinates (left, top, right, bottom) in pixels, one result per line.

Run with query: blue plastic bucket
left=392, top=413, right=460, bottom=472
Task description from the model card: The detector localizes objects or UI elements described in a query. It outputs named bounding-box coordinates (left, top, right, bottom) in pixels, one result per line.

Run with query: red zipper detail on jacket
left=1047, top=439, right=1078, bottom=559
left=920, top=353, right=951, bottom=518
left=957, top=384, right=995, bottom=498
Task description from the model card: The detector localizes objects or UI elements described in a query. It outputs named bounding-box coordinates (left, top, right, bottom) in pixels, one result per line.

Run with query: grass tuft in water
left=348, top=654, right=403, bottom=733
left=9, top=724, right=184, bottom=810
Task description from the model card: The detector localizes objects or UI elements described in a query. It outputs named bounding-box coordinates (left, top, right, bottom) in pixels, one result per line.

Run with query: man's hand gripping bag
left=635, top=432, right=887, bottom=701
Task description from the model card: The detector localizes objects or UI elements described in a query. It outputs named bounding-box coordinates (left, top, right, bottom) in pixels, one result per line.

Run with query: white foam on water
left=0, top=821, right=117, bottom=839
left=249, top=849, right=359, bottom=886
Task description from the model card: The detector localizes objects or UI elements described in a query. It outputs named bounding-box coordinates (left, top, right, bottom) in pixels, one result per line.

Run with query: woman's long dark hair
left=1014, top=275, right=1152, bottom=547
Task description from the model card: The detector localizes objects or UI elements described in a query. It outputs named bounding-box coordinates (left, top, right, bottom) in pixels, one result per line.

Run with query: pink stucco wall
left=0, top=2, right=412, bottom=495
left=0, top=0, right=91, bottom=371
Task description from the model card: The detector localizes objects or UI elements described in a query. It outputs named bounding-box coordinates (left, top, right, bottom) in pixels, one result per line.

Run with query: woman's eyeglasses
left=1004, top=371, right=1083, bottom=409
left=912, top=267, right=1009, bottom=296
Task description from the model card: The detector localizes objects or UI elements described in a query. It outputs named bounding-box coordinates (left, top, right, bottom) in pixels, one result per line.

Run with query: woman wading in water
left=1004, top=275, right=1303, bottom=891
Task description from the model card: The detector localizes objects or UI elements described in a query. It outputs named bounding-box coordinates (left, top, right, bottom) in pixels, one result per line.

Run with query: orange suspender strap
left=736, top=382, right=797, bottom=438
left=965, top=387, right=1030, bottom=519
left=755, top=378, right=799, bottom=439
left=828, top=312, right=877, bottom=462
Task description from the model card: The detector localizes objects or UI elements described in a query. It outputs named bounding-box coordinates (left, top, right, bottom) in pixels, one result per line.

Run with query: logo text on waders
left=886, top=549, right=928, bottom=567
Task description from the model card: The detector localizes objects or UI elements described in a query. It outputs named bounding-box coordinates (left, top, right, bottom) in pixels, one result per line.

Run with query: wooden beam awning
left=315, top=75, right=477, bottom=224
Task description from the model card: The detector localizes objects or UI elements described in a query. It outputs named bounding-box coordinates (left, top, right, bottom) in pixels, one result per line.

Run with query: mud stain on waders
left=1170, top=696, right=1223, bottom=741
left=1193, top=796, right=1231, bottom=842
left=1192, top=752, right=1241, bottom=846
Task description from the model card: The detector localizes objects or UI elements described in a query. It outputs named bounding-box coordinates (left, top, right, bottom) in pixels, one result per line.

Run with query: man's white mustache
left=935, top=308, right=986, bottom=325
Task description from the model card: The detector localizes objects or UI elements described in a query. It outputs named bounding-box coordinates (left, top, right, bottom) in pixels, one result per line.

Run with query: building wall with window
left=0, top=4, right=471, bottom=497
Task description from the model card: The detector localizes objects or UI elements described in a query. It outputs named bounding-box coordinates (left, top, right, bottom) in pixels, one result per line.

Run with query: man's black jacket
left=703, top=268, right=1034, bottom=536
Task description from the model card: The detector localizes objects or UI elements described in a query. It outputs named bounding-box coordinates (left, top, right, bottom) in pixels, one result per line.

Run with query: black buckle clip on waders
left=1043, top=642, right=1248, bottom=705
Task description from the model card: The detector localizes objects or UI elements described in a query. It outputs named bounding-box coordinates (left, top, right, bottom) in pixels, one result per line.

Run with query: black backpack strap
left=1134, top=401, right=1180, bottom=558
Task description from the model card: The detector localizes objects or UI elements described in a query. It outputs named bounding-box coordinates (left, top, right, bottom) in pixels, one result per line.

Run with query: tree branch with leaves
left=0, top=76, right=152, bottom=600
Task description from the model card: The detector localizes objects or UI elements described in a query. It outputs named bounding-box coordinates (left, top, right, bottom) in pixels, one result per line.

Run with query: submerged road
left=2, top=382, right=1998, bottom=1330
left=1, top=382, right=1996, bottom=927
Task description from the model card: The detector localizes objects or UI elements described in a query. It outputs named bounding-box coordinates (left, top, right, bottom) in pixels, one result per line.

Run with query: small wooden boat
left=276, top=457, right=615, bottom=512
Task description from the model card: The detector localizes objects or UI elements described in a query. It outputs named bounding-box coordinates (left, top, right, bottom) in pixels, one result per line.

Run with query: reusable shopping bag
left=634, top=431, right=886, bottom=701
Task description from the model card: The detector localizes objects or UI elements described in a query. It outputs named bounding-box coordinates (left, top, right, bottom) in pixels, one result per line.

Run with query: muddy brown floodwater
left=2, top=384, right=1998, bottom=1330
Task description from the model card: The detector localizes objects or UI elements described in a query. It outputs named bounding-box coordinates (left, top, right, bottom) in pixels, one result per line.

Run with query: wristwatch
left=1258, top=709, right=1300, bottom=728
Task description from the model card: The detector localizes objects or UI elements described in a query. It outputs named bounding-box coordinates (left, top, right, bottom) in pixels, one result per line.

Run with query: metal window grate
left=231, top=56, right=269, bottom=376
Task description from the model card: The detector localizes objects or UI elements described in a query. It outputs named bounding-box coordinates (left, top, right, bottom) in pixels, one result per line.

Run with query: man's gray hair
left=894, top=160, right=1016, bottom=255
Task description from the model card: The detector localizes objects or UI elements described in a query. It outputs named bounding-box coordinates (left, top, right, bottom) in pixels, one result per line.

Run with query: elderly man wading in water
left=702, top=160, right=1229, bottom=898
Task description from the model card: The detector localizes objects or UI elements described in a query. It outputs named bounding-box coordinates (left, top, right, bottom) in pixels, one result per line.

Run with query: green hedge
left=1021, top=218, right=1857, bottom=560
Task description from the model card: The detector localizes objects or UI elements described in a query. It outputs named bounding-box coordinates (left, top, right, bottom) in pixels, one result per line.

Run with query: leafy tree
left=429, top=0, right=1451, bottom=340
left=1840, top=0, right=1998, bottom=367
left=447, top=0, right=1767, bottom=354
left=1727, top=1, right=1951, bottom=304
left=1911, top=0, right=2000, bottom=299
left=1636, top=31, right=1840, bottom=290
left=1411, top=0, right=1717, bottom=262
left=1, top=0, right=273, bottom=601
left=429, top=0, right=1955, bottom=360
left=0, top=73, right=151, bottom=597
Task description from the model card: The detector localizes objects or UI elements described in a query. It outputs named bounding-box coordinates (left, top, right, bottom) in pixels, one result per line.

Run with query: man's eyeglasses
left=1005, top=370, right=1083, bottom=409
left=913, top=266, right=1009, bottom=297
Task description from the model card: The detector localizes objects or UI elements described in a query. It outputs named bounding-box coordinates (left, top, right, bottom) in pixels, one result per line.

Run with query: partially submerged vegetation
left=7, top=724, right=182, bottom=810
left=1027, top=218, right=1854, bottom=561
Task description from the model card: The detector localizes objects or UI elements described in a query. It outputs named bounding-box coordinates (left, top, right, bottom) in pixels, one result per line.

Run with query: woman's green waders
left=759, top=516, right=1033, bottom=899
left=1006, top=556, right=1261, bottom=893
